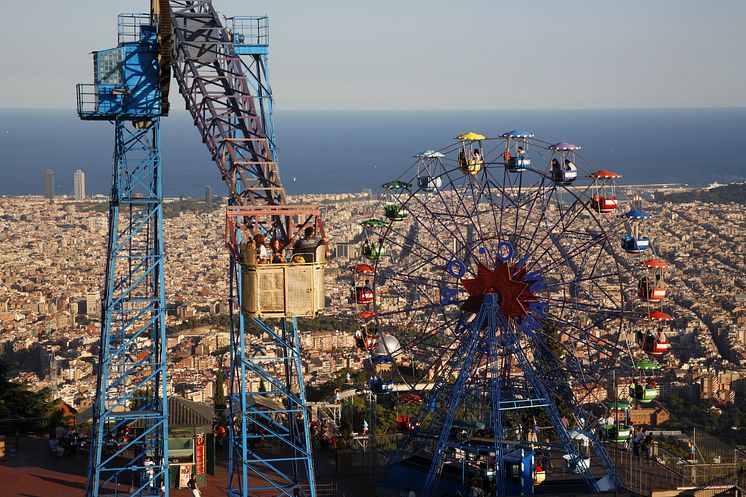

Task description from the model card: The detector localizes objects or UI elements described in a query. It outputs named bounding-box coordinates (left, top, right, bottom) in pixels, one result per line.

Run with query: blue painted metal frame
left=85, top=118, right=169, bottom=497
left=389, top=292, right=621, bottom=496
left=80, top=13, right=169, bottom=497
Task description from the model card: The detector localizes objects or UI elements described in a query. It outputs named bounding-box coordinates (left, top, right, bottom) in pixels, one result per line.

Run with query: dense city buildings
left=0, top=188, right=744, bottom=418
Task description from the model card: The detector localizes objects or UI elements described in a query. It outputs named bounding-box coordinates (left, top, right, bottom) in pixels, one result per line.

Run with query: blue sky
left=2, top=0, right=744, bottom=110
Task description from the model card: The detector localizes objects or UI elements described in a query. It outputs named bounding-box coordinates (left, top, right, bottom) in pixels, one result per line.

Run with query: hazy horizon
left=2, top=1, right=745, bottom=111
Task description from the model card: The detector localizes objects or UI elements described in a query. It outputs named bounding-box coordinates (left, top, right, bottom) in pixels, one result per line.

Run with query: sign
left=179, top=464, right=191, bottom=488
left=195, top=433, right=206, bottom=475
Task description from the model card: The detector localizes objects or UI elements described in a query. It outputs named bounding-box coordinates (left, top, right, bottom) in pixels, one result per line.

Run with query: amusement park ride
left=76, top=1, right=677, bottom=497
left=352, top=132, right=677, bottom=495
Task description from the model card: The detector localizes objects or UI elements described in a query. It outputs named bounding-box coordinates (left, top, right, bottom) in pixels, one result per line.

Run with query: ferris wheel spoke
left=378, top=220, right=454, bottom=275
left=543, top=297, right=622, bottom=316
left=537, top=232, right=609, bottom=275
left=521, top=199, right=590, bottom=273
left=511, top=175, right=556, bottom=257
left=439, top=167, right=493, bottom=249
left=396, top=315, right=463, bottom=356
left=543, top=269, right=622, bottom=291
left=544, top=312, right=626, bottom=361
left=405, top=187, right=471, bottom=254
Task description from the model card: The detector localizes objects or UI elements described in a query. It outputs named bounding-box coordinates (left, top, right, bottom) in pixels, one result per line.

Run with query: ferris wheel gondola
left=455, top=131, right=485, bottom=175
left=639, top=259, right=669, bottom=303
left=620, top=210, right=652, bottom=255
left=382, top=181, right=411, bottom=221
left=501, top=130, right=534, bottom=173
left=641, top=311, right=673, bottom=357
left=548, top=142, right=580, bottom=185
left=589, top=169, right=622, bottom=213
left=414, top=150, right=445, bottom=192
left=630, top=359, right=661, bottom=404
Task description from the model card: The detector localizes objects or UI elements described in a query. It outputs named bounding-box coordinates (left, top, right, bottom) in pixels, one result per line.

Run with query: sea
left=0, top=107, right=744, bottom=197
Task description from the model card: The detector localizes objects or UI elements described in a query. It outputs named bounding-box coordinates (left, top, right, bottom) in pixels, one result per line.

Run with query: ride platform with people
left=226, top=205, right=328, bottom=318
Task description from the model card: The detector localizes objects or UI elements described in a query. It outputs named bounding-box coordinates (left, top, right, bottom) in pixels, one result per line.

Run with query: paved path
left=0, top=436, right=374, bottom=497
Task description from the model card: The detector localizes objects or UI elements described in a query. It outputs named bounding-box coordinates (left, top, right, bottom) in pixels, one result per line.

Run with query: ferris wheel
left=349, top=129, right=674, bottom=496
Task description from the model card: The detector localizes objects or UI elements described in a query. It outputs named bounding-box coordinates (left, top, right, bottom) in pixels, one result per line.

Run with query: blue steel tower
left=77, top=11, right=170, bottom=497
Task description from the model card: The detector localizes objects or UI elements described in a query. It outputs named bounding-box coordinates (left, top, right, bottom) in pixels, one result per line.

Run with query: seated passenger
left=354, top=329, right=365, bottom=349
left=472, top=149, right=483, bottom=163
left=644, top=330, right=655, bottom=349
left=564, top=159, right=576, bottom=171
left=638, top=276, right=651, bottom=299
left=656, top=329, right=667, bottom=343
left=551, top=158, right=562, bottom=177
left=516, top=146, right=526, bottom=156
left=363, top=237, right=384, bottom=258
left=269, top=237, right=285, bottom=263
left=254, top=233, right=269, bottom=264
left=633, top=380, right=644, bottom=400
left=292, top=227, right=327, bottom=263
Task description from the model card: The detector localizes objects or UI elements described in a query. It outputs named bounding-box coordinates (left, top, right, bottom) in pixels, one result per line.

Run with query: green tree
left=0, top=361, right=55, bottom=434
left=214, top=370, right=227, bottom=410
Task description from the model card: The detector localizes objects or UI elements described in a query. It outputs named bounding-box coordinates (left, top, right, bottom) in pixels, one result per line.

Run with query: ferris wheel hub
left=460, top=261, right=537, bottom=322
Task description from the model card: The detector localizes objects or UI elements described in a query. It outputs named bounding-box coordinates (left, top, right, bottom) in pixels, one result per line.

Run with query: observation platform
left=76, top=14, right=162, bottom=120
left=230, top=16, right=269, bottom=55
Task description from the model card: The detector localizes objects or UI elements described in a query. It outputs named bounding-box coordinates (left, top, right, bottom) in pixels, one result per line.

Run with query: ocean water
left=0, top=107, right=744, bottom=197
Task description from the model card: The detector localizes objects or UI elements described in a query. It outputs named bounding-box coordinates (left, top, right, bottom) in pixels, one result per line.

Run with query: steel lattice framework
left=87, top=120, right=169, bottom=497
left=78, top=11, right=170, bottom=496
left=169, top=2, right=316, bottom=496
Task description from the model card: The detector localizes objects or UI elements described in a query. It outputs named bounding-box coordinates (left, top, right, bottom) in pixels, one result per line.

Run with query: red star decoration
left=460, top=262, right=531, bottom=321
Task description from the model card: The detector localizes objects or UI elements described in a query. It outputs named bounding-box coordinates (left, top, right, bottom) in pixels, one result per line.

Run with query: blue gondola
left=620, top=210, right=651, bottom=254
left=414, top=150, right=445, bottom=192
left=501, top=130, right=534, bottom=173
left=368, top=377, right=395, bottom=394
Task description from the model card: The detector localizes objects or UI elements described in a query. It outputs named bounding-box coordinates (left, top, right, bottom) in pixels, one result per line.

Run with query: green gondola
left=363, top=242, right=386, bottom=260
left=360, top=218, right=387, bottom=228
left=602, top=424, right=632, bottom=443
left=633, top=359, right=661, bottom=403
left=381, top=180, right=411, bottom=190
left=384, top=204, right=408, bottom=221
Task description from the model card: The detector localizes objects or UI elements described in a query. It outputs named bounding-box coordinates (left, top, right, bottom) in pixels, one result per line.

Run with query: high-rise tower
left=204, top=184, right=213, bottom=207
left=44, top=169, right=54, bottom=200
left=73, top=169, right=86, bottom=200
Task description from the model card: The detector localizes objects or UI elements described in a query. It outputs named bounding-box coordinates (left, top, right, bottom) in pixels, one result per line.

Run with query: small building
left=167, top=396, right=215, bottom=489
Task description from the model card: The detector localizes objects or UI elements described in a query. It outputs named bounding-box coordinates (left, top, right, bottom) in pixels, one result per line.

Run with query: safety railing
left=230, top=16, right=269, bottom=46
left=118, top=13, right=150, bottom=44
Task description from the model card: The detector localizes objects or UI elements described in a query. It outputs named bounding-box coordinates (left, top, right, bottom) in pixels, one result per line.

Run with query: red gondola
left=638, top=259, right=669, bottom=303
left=640, top=311, right=674, bottom=357
left=352, top=264, right=375, bottom=305
left=589, top=170, right=622, bottom=213
left=354, top=328, right=379, bottom=351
